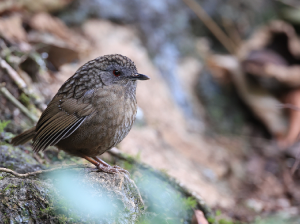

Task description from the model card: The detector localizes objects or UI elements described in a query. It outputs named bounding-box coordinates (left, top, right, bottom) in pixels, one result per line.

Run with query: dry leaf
left=240, top=21, right=300, bottom=88
left=27, top=31, right=79, bottom=70
left=0, top=0, right=72, bottom=15
left=30, top=13, right=74, bottom=45
left=0, top=14, right=26, bottom=43
left=28, top=13, right=90, bottom=69
left=30, top=13, right=89, bottom=52
left=207, top=54, right=288, bottom=138
left=207, top=21, right=300, bottom=147
left=239, top=20, right=300, bottom=60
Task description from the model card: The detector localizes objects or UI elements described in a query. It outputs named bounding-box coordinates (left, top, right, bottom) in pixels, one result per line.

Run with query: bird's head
left=95, top=54, right=149, bottom=86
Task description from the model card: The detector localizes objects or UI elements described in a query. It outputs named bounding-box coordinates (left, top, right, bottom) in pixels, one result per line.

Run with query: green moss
left=19, top=93, right=30, bottom=107
left=207, top=210, right=236, bottom=224
left=2, top=218, right=9, bottom=224
left=219, top=219, right=235, bottom=224
left=123, top=161, right=133, bottom=171
left=57, top=214, right=69, bottom=223
left=182, top=197, right=197, bottom=209
left=134, top=151, right=142, bottom=161
left=0, top=120, right=10, bottom=133
left=56, top=150, right=83, bottom=164
left=2, top=184, right=12, bottom=192
left=40, top=206, right=53, bottom=214
left=159, top=168, right=169, bottom=175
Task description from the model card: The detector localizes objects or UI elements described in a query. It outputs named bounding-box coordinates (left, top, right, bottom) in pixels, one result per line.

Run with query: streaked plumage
left=11, top=54, right=149, bottom=173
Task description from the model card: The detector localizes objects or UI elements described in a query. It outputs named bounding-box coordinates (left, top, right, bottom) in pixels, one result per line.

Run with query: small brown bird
left=11, top=54, right=149, bottom=173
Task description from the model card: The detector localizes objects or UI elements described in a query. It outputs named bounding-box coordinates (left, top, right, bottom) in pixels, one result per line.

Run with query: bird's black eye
left=113, top=70, right=121, bottom=77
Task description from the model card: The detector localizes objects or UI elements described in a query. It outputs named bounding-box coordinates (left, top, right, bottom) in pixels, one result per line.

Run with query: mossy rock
left=0, top=144, right=43, bottom=173
left=0, top=143, right=144, bottom=223
left=0, top=144, right=209, bottom=224
left=0, top=168, right=144, bottom=223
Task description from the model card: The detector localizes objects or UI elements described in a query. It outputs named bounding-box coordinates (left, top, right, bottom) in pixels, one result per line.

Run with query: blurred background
left=1, top=0, right=300, bottom=223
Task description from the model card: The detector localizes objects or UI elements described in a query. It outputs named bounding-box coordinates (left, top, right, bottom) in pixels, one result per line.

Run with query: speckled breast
left=56, top=85, right=137, bottom=157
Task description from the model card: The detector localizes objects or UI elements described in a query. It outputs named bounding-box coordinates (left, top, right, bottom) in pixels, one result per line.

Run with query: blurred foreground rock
left=0, top=145, right=144, bottom=223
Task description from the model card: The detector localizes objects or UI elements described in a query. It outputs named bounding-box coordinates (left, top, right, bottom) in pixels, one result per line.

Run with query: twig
left=291, top=156, right=300, bottom=175
left=33, top=153, right=45, bottom=165
left=0, top=57, right=46, bottom=111
left=0, top=58, right=27, bottom=90
left=0, top=83, right=38, bottom=122
left=278, top=103, right=300, bottom=112
left=0, top=164, right=94, bottom=178
left=221, top=16, right=242, bottom=47
left=182, top=0, right=237, bottom=54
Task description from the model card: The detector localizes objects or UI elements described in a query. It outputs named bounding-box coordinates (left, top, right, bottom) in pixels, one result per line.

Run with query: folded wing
left=32, top=91, right=95, bottom=152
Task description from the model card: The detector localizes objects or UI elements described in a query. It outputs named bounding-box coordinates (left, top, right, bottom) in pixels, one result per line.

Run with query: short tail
left=11, top=127, right=36, bottom=146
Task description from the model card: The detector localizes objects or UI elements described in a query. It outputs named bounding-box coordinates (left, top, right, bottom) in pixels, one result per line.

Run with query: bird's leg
left=92, top=156, right=110, bottom=167
left=93, top=156, right=129, bottom=175
left=79, top=153, right=129, bottom=174
left=81, top=154, right=99, bottom=166
left=80, top=154, right=107, bottom=171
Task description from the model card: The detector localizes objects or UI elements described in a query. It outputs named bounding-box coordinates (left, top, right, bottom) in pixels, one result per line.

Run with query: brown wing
left=32, top=59, right=105, bottom=152
left=32, top=89, right=96, bottom=152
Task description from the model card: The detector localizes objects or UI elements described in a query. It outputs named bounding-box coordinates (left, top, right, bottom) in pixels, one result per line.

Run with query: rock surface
left=0, top=144, right=43, bottom=173
left=0, top=146, right=144, bottom=224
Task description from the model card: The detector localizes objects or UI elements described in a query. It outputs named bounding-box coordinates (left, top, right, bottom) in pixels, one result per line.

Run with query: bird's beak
left=130, top=73, right=150, bottom=80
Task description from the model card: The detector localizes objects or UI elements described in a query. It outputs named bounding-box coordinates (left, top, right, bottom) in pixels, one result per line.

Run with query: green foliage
left=19, top=93, right=30, bottom=106
left=40, top=207, right=53, bottom=213
left=135, top=151, right=142, bottom=161
left=3, top=184, right=12, bottom=192
left=0, top=120, right=10, bottom=133
left=2, top=184, right=17, bottom=193
left=216, top=210, right=222, bottom=216
left=182, top=197, right=197, bottom=209
left=207, top=210, right=235, bottom=224
left=123, top=161, right=133, bottom=171
left=219, top=219, right=235, bottom=224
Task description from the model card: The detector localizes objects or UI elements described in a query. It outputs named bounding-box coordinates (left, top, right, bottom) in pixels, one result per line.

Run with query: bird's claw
left=96, top=163, right=129, bottom=175
left=112, top=165, right=130, bottom=175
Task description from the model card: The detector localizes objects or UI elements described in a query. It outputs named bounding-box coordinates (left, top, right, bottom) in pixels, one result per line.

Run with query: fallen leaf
left=207, top=54, right=288, bottom=138
left=0, top=14, right=27, bottom=43
left=28, top=13, right=90, bottom=69
left=30, top=13, right=89, bottom=52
